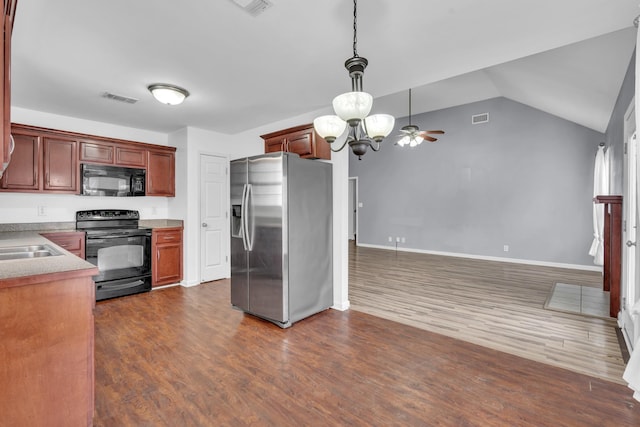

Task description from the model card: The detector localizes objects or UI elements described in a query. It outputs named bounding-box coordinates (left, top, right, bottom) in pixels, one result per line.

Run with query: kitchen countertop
left=0, top=231, right=96, bottom=281
left=0, top=219, right=182, bottom=281
left=139, top=219, right=183, bottom=229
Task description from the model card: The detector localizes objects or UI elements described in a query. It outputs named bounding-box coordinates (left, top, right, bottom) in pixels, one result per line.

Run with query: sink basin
left=0, top=244, right=63, bottom=261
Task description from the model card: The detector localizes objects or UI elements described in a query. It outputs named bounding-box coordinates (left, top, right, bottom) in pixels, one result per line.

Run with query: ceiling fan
left=396, top=88, right=444, bottom=147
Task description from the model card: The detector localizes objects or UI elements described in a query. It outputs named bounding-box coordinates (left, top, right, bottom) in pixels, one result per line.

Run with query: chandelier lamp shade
left=313, top=0, right=395, bottom=159
left=148, top=84, right=190, bottom=105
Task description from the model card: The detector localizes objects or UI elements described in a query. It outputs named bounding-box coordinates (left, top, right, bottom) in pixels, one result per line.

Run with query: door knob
left=202, top=223, right=208, bottom=227
left=627, top=240, right=636, bottom=247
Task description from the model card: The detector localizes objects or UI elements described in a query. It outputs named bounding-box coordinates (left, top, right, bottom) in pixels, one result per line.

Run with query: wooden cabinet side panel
left=1, top=5, right=15, bottom=174
left=313, top=132, right=331, bottom=160
left=0, top=133, right=39, bottom=190
left=0, top=276, right=95, bottom=427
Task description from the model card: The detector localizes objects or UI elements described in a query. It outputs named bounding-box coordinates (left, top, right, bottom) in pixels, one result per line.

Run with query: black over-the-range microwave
left=80, top=164, right=146, bottom=197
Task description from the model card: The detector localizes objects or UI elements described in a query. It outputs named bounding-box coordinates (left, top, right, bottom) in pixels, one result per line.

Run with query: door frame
left=348, top=176, right=358, bottom=243
left=199, top=151, right=230, bottom=283
left=620, top=96, right=637, bottom=351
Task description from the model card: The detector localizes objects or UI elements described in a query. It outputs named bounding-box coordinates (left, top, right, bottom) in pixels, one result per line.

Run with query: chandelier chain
left=352, top=0, right=358, bottom=57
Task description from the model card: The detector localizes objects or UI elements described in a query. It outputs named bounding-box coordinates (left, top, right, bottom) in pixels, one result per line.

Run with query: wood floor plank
left=348, top=243, right=628, bottom=384
left=93, top=280, right=640, bottom=426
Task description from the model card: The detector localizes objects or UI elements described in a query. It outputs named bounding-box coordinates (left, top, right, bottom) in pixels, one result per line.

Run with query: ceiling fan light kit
left=313, top=0, right=395, bottom=160
left=396, top=88, right=444, bottom=148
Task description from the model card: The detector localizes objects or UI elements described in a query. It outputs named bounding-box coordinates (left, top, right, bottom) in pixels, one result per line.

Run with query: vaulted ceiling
left=10, top=0, right=639, bottom=135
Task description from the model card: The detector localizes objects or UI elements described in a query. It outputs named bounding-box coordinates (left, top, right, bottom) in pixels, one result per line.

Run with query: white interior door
left=200, top=154, right=229, bottom=282
left=622, top=97, right=637, bottom=349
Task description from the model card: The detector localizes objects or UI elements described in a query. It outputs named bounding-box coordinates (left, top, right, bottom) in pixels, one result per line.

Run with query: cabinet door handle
left=157, top=251, right=160, bottom=261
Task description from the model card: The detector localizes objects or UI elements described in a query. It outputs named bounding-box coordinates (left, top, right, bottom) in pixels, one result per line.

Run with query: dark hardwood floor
left=94, top=282, right=640, bottom=426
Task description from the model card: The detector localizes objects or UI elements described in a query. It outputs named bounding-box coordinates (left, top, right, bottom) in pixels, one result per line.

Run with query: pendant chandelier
left=313, top=0, right=395, bottom=160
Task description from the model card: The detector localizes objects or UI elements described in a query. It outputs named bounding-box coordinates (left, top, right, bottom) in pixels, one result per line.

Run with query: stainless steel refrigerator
left=230, top=152, right=333, bottom=328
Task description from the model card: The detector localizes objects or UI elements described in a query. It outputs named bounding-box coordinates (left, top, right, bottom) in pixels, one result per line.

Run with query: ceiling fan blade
left=418, top=133, right=438, bottom=142
left=424, top=130, right=445, bottom=134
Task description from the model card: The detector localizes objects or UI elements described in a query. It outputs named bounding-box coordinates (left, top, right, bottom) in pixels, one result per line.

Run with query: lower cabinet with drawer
left=40, top=231, right=85, bottom=258
left=151, top=227, right=183, bottom=287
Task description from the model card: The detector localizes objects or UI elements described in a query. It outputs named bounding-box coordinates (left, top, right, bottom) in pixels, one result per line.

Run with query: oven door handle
left=87, top=233, right=147, bottom=239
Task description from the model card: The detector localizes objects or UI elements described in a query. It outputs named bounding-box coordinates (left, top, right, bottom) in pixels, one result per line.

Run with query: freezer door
left=247, top=154, right=287, bottom=323
left=230, top=158, right=249, bottom=311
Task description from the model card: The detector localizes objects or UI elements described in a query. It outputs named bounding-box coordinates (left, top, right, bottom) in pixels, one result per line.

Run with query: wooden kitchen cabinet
left=43, top=136, right=78, bottom=192
left=152, top=227, right=183, bottom=287
left=0, top=0, right=17, bottom=176
left=147, top=149, right=175, bottom=196
left=115, top=144, right=146, bottom=167
left=261, top=123, right=331, bottom=160
left=41, top=231, right=86, bottom=258
left=0, top=131, right=39, bottom=190
left=0, top=269, right=97, bottom=427
left=1, top=125, right=79, bottom=193
left=79, top=140, right=114, bottom=164
left=79, top=140, right=146, bottom=168
left=3, top=123, right=176, bottom=196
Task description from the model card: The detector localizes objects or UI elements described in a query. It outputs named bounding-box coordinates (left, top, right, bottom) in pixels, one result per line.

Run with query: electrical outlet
left=396, top=237, right=400, bottom=242
left=388, top=236, right=392, bottom=242
left=503, top=245, right=509, bottom=252
left=401, top=237, right=406, bottom=243
left=37, top=206, right=46, bottom=216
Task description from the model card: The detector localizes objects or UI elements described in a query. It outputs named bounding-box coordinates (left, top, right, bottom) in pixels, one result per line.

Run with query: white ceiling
left=10, top=0, right=639, bottom=135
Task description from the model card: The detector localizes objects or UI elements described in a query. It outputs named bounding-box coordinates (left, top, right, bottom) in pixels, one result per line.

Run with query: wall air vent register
left=231, top=0, right=272, bottom=16
left=472, top=113, right=489, bottom=124
left=101, top=92, right=138, bottom=104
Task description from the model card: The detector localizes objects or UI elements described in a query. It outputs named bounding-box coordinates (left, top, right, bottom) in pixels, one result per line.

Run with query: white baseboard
left=182, top=279, right=201, bottom=287
left=619, top=310, right=636, bottom=353
left=332, top=299, right=350, bottom=311
left=151, top=283, right=181, bottom=290
left=356, top=243, right=603, bottom=272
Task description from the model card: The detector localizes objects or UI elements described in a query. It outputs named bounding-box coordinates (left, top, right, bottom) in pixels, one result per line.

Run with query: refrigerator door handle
left=245, top=184, right=254, bottom=251
left=240, top=183, right=249, bottom=251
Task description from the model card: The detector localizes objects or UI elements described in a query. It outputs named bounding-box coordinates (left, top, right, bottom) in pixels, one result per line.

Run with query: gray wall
left=606, top=50, right=635, bottom=196
left=349, top=96, right=604, bottom=266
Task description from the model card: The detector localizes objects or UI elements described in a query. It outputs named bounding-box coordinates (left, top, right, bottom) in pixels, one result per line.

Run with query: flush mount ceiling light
left=313, top=0, right=395, bottom=160
left=148, top=84, right=190, bottom=106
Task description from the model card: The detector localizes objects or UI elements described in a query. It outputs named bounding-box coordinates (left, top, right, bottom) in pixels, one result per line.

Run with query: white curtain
left=588, top=145, right=609, bottom=265
left=623, top=22, right=640, bottom=403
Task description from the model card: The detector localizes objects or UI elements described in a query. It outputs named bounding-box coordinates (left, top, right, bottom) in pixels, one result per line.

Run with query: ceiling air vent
left=471, top=113, right=489, bottom=124
left=102, top=92, right=138, bottom=104
left=231, top=0, right=272, bottom=16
